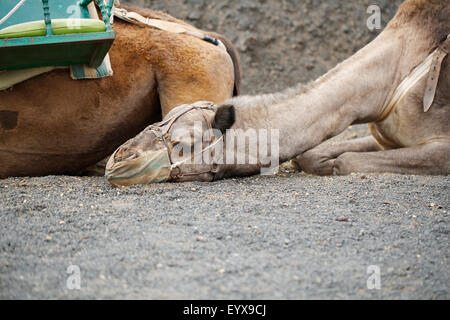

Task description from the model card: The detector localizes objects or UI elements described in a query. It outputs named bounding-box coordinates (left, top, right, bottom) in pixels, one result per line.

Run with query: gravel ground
left=1, top=171, right=449, bottom=299
left=1, top=0, right=449, bottom=300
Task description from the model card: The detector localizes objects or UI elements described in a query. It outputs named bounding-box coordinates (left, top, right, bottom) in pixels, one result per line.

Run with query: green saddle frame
left=0, top=0, right=115, bottom=71
left=0, top=19, right=107, bottom=39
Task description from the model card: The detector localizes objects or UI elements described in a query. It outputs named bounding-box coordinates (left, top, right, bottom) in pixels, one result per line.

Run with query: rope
left=0, top=0, right=27, bottom=27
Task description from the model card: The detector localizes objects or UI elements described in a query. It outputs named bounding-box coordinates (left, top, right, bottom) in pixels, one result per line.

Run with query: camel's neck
left=226, top=29, right=412, bottom=164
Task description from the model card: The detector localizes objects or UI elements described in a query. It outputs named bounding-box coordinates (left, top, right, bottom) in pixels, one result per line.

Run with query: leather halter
left=424, top=34, right=449, bottom=112
left=144, top=103, right=222, bottom=181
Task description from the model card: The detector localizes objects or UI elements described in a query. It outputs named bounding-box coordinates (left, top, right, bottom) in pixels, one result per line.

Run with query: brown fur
left=119, top=5, right=241, bottom=96
left=207, top=31, right=242, bottom=96
left=0, top=5, right=240, bottom=178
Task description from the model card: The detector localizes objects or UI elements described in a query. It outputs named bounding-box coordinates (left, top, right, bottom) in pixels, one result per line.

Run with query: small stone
left=219, top=269, right=226, bottom=274
left=337, top=216, right=348, bottom=222
left=196, top=236, right=208, bottom=243
left=59, top=221, right=65, bottom=225
left=188, top=11, right=200, bottom=20
left=45, top=236, right=52, bottom=241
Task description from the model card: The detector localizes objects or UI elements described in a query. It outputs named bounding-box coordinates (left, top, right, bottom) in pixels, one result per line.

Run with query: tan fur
left=0, top=5, right=240, bottom=178
left=293, top=0, right=450, bottom=175
left=223, top=0, right=449, bottom=176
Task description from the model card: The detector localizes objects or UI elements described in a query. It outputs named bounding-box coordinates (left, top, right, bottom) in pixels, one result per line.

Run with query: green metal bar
left=95, top=0, right=111, bottom=30
left=79, top=0, right=94, bottom=6
left=0, top=31, right=116, bottom=49
left=41, top=0, right=53, bottom=36
left=80, top=0, right=113, bottom=31
left=106, top=0, right=114, bottom=18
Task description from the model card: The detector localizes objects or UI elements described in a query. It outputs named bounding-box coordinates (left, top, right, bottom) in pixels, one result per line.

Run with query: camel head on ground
left=105, top=101, right=238, bottom=186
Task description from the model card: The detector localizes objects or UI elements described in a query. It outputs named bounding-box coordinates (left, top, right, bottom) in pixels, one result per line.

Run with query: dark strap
left=423, top=35, right=449, bottom=112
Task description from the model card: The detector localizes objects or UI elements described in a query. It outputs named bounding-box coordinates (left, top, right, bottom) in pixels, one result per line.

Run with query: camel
left=105, top=0, right=449, bottom=186
left=0, top=4, right=241, bottom=178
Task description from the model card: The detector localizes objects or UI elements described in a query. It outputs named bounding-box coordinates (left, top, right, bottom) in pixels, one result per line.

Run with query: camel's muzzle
left=105, top=147, right=172, bottom=186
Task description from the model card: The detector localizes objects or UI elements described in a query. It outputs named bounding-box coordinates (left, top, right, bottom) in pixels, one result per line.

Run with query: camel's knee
left=333, top=152, right=356, bottom=175
left=294, top=149, right=336, bottom=176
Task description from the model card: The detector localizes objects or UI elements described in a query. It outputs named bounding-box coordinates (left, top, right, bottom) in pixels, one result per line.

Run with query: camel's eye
left=172, top=140, right=194, bottom=160
left=177, top=147, right=184, bottom=158
left=173, top=140, right=193, bottom=149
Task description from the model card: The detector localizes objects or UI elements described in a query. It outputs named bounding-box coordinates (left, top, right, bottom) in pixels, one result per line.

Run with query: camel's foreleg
left=333, top=140, right=450, bottom=175
left=294, top=136, right=381, bottom=175
left=75, top=157, right=109, bottom=176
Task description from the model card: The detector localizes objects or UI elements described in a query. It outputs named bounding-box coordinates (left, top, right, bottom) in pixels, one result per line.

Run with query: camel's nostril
left=114, top=148, right=124, bottom=162
left=114, top=146, right=139, bottom=163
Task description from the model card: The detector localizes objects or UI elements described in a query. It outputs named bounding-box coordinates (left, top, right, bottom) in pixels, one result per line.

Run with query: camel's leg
left=334, top=140, right=450, bottom=175
left=294, top=136, right=381, bottom=175
left=74, top=157, right=109, bottom=176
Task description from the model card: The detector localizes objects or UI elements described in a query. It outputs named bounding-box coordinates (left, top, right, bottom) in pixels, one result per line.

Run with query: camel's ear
left=212, top=104, right=235, bottom=134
